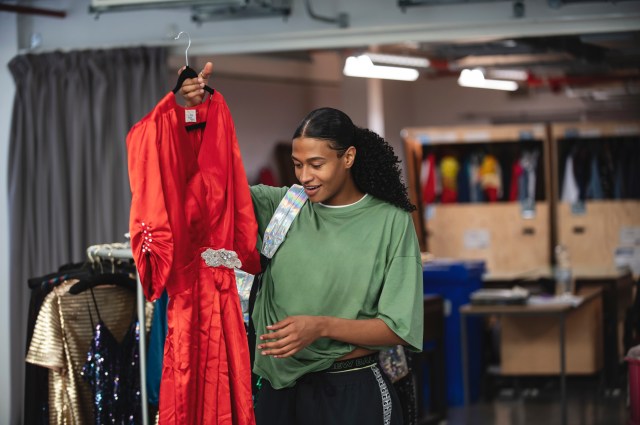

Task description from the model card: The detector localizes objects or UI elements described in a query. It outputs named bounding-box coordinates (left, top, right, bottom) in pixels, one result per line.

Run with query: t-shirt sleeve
left=372, top=214, right=424, bottom=352
left=127, top=120, right=174, bottom=302
left=250, top=185, right=288, bottom=243
left=26, top=292, right=65, bottom=371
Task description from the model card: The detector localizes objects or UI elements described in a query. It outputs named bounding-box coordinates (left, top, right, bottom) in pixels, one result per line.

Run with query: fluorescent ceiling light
left=458, top=69, right=518, bottom=91
left=343, top=55, right=419, bottom=81
left=363, top=53, right=430, bottom=68
left=487, top=69, right=528, bottom=81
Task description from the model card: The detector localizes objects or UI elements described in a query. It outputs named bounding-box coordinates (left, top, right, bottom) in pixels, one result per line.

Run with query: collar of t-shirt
left=318, top=194, right=368, bottom=209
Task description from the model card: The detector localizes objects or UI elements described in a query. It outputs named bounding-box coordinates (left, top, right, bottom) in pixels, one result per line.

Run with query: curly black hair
left=293, top=107, right=416, bottom=212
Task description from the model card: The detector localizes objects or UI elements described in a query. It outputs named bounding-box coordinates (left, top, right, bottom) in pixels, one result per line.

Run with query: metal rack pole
left=136, top=271, right=149, bottom=425
left=89, top=245, right=149, bottom=425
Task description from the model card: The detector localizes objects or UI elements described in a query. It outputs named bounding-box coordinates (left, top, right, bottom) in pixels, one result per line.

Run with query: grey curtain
left=7, top=46, right=167, bottom=423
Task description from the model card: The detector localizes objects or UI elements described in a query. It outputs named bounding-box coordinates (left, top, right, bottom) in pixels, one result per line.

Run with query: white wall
left=213, top=74, right=334, bottom=183
left=0, top=11, right=17, bottom=425
left=407, top=77, right=589, bottom=126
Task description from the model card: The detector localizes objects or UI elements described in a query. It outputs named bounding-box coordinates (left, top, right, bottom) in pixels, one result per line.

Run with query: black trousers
left=254, top=361, right=404, bottom=425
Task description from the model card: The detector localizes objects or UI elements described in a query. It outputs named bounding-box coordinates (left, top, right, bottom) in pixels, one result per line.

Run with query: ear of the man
left=344, top=146, right=357, bottom=168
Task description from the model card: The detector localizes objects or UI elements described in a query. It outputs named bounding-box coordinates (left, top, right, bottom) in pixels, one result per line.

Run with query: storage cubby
left=551, top=122, right=640, bottom=270
left=403, top=124, right=552, bottom=274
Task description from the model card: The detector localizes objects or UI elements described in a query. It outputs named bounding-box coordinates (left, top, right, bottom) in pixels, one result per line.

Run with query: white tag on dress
left=185, top=109, right=197, bottom=123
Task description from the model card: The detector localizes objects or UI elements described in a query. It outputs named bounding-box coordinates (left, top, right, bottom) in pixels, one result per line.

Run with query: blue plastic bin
left=423, top=259, right=485, bottom=407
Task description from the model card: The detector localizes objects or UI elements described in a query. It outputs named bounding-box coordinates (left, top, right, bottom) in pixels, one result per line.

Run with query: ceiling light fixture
left=458, top=69, right=519, bottom=91
left=363, top=52, right=430, bottom=68
left=343, top=55, right=420, bottom=81
left=487, top=69, right=529, bottom=81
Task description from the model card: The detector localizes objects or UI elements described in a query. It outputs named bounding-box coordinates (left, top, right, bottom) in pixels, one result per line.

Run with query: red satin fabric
left=127, top=91, right=260, bottom=425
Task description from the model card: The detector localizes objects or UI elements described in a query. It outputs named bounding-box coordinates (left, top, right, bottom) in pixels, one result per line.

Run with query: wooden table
left=483, top=266, right=634, bottom=389
left=459, top=287, right=603, bottom=425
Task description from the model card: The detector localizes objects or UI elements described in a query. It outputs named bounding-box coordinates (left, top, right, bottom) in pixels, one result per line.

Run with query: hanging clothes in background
left=26, top=280, right=138, bottom=424
left=586, top=155, right=604, bottom=200
left=509, top=160, right=524, bottom=202
left=25, top=275, right=71, bottom=425
left=597, top=143, right=616, bottom=199
left=479, top=154, right=502, bottom=202
left=621, top=140, right=640, bottom=199
left=561, top=155, right=580, bottom=203
left=421, top=145, right=545, bottom=205
left=560, top=138, right=640, bottom=202
left=440, top=155, right=460, bottom=203
left=24, top=261, right=136, bottom=425
left=571, top=145, right=592, bottom=201
left=421, top=153, right=437, bottom=206
left=147, top=290, right=169, bottom=408
left=497, top=150, right=513, bottom=203
left=457, top=156, right=471, bottom=203
left=468, top=153, right=484, bottom=203
left=519, top=150, right=539, bottom=207
left=24, top=272, right=84, bottom=425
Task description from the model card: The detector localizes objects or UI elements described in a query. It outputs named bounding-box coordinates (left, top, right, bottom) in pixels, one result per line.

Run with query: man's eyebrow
left=291, top=156, right=326, bottom=162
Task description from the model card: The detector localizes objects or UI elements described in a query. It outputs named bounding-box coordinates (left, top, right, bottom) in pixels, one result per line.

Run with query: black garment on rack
left=598, top=142, right=616, bottom=199
left=81, top=289, right=142, bottom=425
left=620, top=140, right=640, bottom=199
left=24, top=285, right=52, bottom=425
left=456, top=156, right=471, bottom=203
left=571, top=144, right=591, bottom=201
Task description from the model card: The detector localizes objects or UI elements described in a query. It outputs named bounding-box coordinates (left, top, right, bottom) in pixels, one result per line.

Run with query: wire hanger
left=172, top=31, right=214, bottom=95
left=178, top=31, right=191, bottom=68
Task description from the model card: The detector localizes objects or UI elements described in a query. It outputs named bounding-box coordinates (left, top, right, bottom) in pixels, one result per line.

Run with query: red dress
left=127, top=91, right=260, bottom=425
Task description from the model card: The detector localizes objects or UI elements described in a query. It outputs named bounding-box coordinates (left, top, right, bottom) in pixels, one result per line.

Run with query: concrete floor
left=441, top=377, right=630, bottom=425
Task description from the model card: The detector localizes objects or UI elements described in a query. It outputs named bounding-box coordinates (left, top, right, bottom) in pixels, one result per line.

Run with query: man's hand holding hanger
left=179, top=61, right=213, bottom=107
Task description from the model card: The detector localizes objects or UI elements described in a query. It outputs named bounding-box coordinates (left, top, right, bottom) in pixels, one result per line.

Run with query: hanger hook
left=174, top=31, right=191, bottom=67
left=87, top=246, right=96, bottom=265
left=107, top=246, right=115, bottom=274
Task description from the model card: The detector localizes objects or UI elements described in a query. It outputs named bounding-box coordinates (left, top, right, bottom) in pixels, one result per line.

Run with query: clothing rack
left=86, top=242, right=149, bottom=425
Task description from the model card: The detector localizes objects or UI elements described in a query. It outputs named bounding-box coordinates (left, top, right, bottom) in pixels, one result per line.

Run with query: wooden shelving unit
left=551, top=121, right=640, bottom=270
left=403, top=124, right=552, bottom=274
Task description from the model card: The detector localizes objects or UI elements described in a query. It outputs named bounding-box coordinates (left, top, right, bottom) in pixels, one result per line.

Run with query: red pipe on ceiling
left=0, top=3, right=66, bottom=18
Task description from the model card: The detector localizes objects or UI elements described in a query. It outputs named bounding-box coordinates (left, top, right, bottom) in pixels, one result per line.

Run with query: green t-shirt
left=250, top=185, right=424, bottom=389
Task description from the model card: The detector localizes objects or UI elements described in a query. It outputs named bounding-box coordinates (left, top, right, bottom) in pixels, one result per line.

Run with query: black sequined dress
left=81, top=289, right=141, bottom=424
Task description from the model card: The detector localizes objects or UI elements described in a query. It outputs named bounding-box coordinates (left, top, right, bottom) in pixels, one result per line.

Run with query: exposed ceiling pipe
left=398, top=0, right=526, bottom=18
left=526, top=73, right=640, bottom=92
left=191, top=1, right=292, bottom=24
left=305, top=0, right=348, bottom=28
left=399, top=0, right=506, bottom=7
left=548, top=0, right=640, bottom=8
left=0, top=3, right=66, bottom=18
